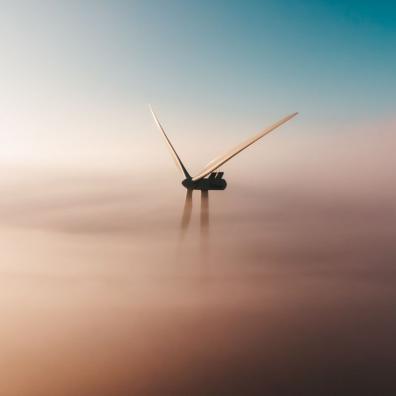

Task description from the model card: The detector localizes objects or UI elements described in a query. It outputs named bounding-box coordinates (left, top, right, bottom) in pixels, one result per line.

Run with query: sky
left=1, top=0, right=395, bottom=169
left=0, top=2, right=396, bottom=395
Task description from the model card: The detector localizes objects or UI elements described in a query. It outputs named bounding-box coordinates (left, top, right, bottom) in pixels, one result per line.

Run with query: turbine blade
left=181, top=189, right=193, bottom=231
left=149, top=105, right=190, bottom=179
left=192, top=112, right=298, bottom=181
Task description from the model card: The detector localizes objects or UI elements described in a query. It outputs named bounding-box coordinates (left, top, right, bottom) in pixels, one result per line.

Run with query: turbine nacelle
left=182, top=173, right=227, bottom=191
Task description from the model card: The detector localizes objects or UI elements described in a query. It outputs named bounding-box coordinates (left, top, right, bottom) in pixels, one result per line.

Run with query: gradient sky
left=1, top=0, right=395, bottom=169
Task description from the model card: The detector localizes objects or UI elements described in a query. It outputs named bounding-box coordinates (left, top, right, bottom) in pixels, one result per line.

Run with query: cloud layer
left=0, top=123, right=395, bottom=396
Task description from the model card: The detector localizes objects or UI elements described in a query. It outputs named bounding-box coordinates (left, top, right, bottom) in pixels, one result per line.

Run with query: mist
left=0, top=123, right=395, bottom=395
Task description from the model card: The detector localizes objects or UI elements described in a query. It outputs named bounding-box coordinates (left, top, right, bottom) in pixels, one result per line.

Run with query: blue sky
left=1, top=0, right=395, bottom=166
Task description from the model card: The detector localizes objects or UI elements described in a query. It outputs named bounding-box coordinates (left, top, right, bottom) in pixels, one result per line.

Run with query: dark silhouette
left=200, top=190, right=209, bottom=237
left=180, top=189, right=193, bottom=233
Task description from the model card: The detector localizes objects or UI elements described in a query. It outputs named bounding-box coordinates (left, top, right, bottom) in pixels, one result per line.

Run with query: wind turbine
left=149, top=105, right=298, bottom=230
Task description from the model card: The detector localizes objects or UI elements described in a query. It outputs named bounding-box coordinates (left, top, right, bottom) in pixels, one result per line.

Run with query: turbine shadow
left=200, top=190, right=209, bottom=238
left=180, top=189, right=193, bottom=235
